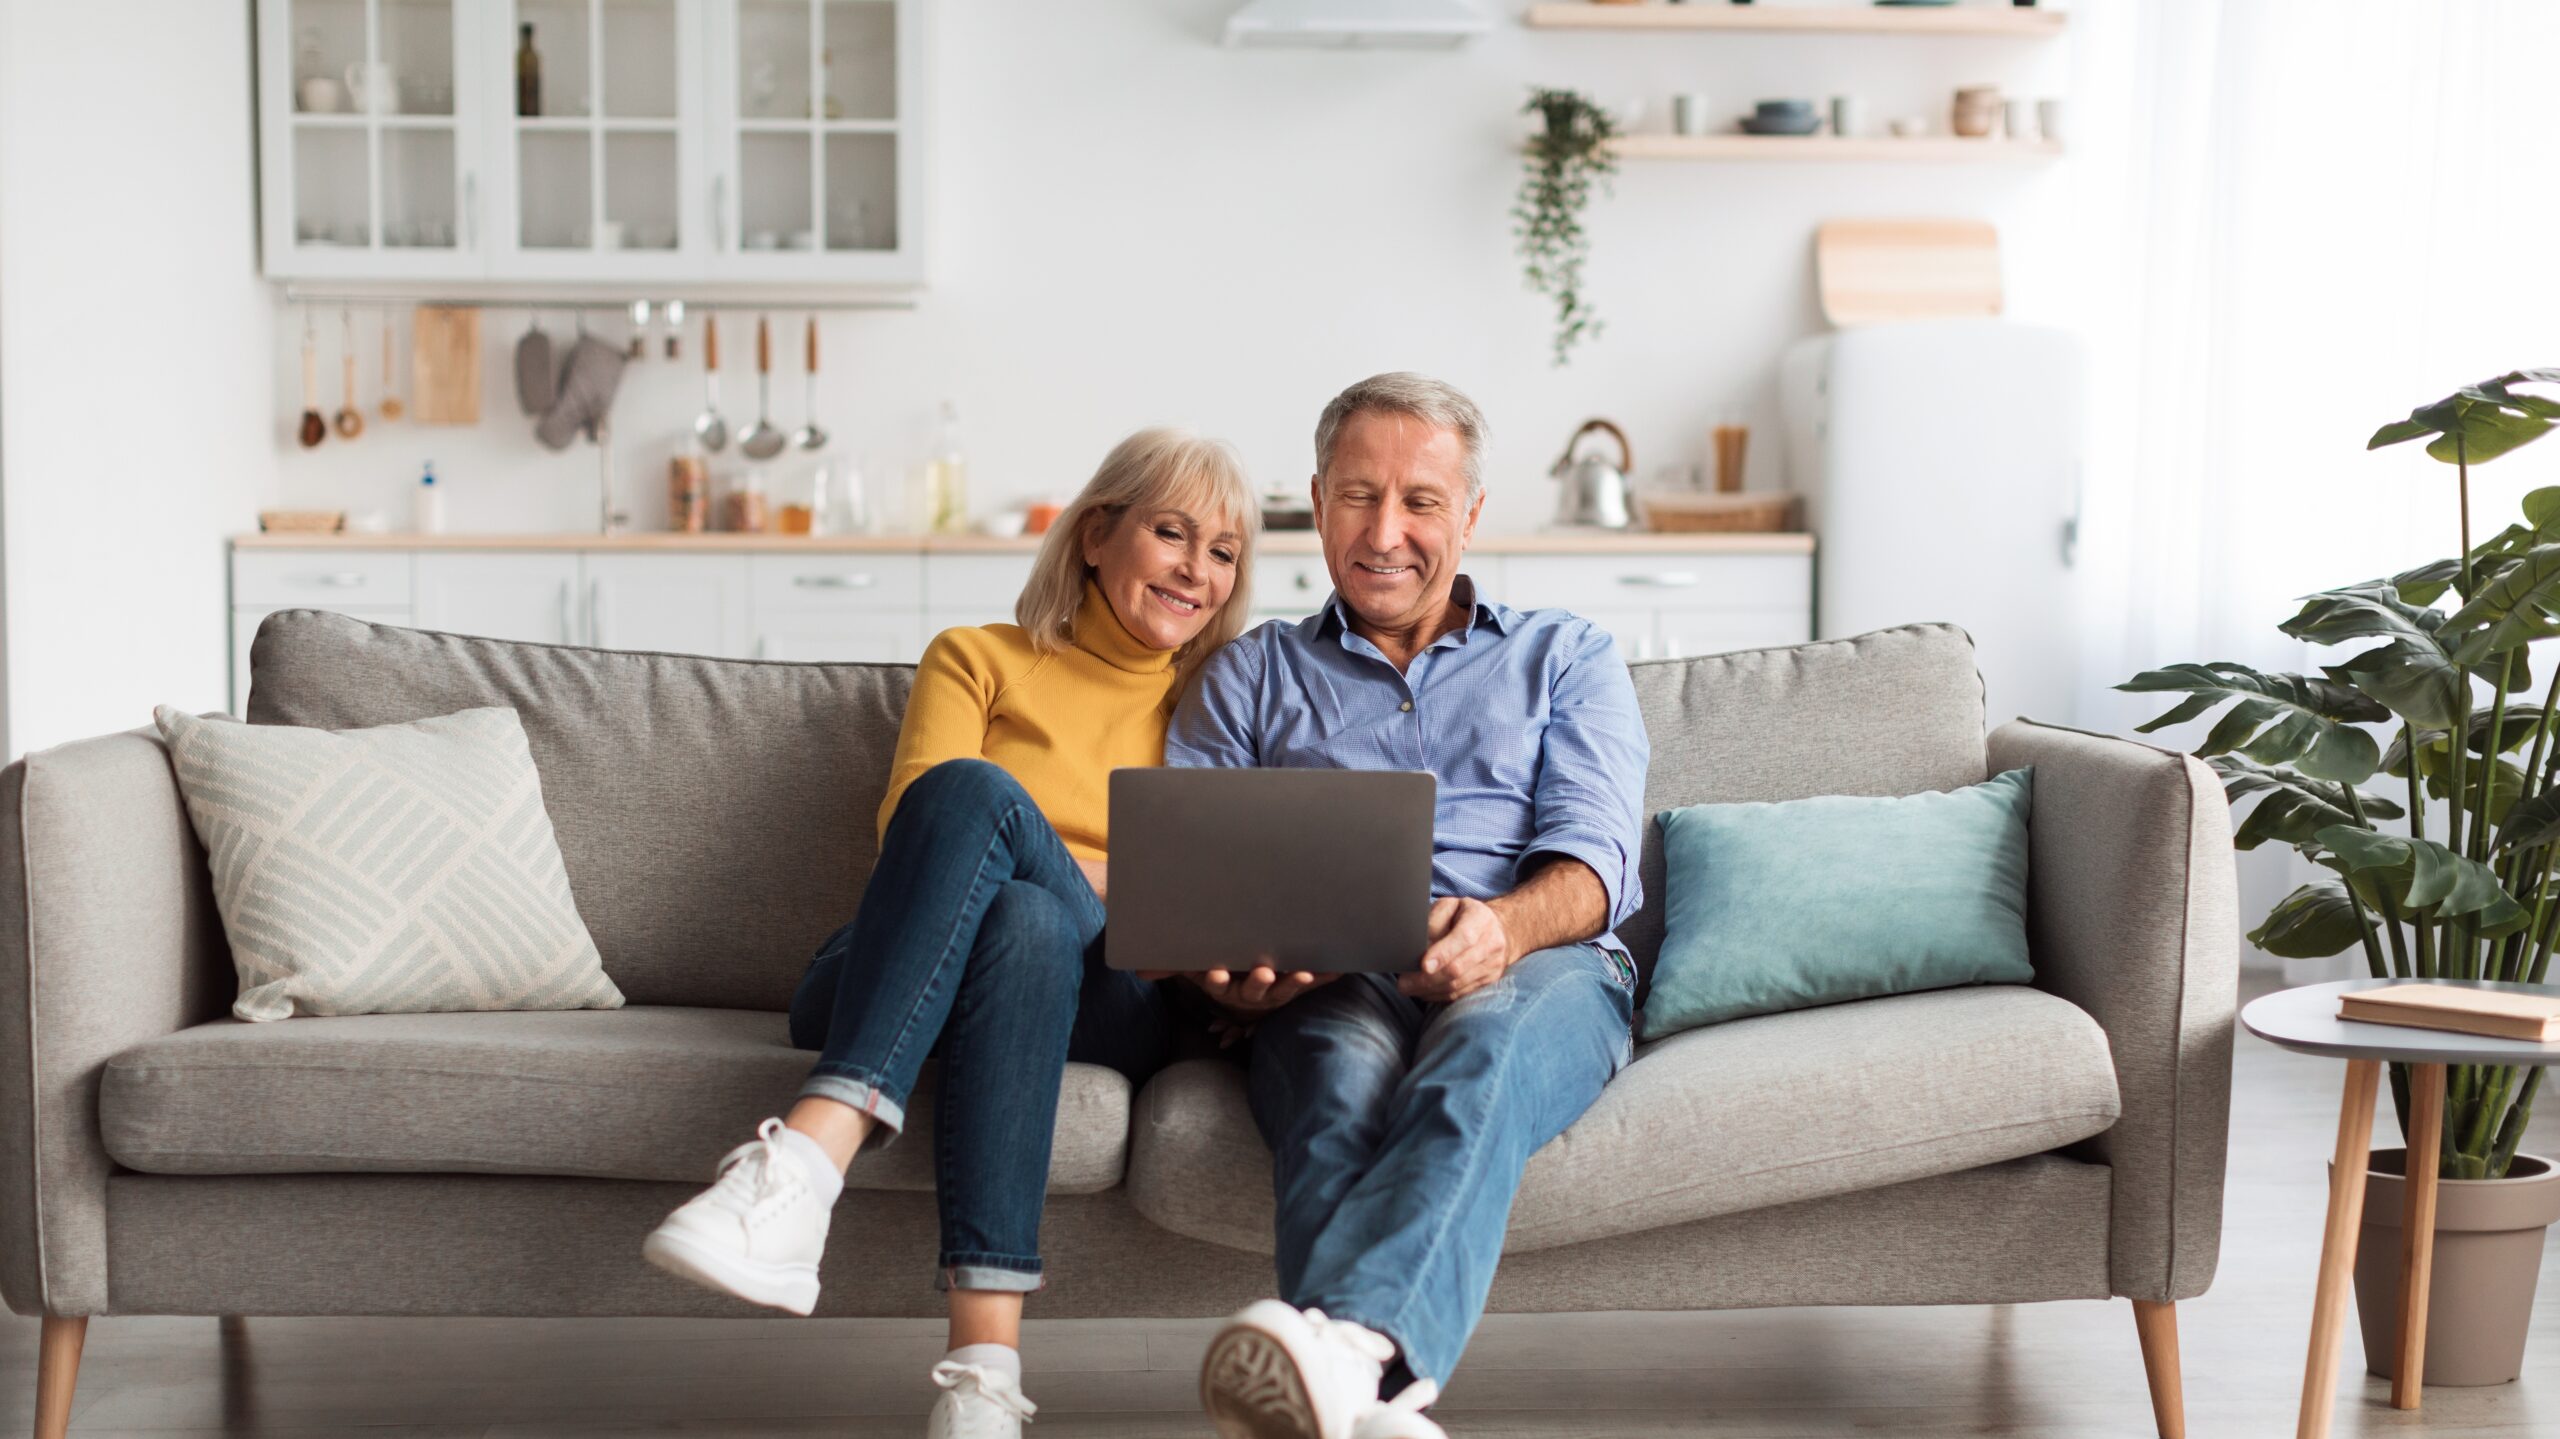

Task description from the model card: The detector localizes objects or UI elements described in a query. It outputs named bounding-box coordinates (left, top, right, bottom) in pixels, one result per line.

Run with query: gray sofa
left=0, top=611, right=2236, bottom=1439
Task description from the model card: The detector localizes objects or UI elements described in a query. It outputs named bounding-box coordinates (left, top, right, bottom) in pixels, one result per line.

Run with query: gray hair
left=1312, top=372, right=1488, bottom=504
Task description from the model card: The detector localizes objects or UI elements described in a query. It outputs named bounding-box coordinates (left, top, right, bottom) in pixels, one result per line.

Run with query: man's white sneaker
left=1352, top=1380, right=1445, bottom=1439
left=1200, top=1299, right=1394, bottom=1439
left=640, top=1117, right=830, bottom=1315
left=926, top=1360, right=1037, bottom=1439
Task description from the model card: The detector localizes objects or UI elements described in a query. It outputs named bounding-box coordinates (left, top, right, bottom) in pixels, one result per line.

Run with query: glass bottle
left=516, top=24, right=541, bottom=117
left=926, top=401, right=968, bottom=534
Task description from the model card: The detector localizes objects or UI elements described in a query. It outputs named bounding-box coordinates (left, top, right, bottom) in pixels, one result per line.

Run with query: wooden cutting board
left=1815, top=219, right=2003, bottom=327
left=409, top=305, right=481, bottom=424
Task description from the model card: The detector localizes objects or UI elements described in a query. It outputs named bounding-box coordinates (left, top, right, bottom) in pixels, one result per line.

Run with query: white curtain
left=2065, top=0, right=2560, bottom=978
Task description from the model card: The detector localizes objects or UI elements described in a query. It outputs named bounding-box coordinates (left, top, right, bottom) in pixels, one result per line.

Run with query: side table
left=2240, top=977, right=2560, bottom=1439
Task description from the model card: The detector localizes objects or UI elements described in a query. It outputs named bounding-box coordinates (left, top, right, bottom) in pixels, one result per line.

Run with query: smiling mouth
left=1149, top=586, right=1201, bottom=616
left=1353, top=562, right=1412, bottom=579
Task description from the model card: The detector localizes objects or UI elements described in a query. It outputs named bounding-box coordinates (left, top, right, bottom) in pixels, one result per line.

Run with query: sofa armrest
left=1988, top=719, right=2238, bottom=1304
left=0, top=729, right=230, bottom=1316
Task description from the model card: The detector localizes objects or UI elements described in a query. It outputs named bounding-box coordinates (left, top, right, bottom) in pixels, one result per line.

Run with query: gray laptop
left=1106, top=768, right=1435, bottom=973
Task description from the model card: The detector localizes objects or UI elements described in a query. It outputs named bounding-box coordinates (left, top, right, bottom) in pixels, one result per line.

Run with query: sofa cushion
left=1125, top=984, right=2118, bottom=1254
left=100, top=1006, right=1130, bottom=1194
left=1620, top=624, right=1989, bottom=991
left=246, top=610, right=911, bottom=1011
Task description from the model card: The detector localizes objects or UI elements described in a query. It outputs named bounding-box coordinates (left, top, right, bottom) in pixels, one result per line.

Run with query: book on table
left=2336, top=984, right=2560, bottom=1043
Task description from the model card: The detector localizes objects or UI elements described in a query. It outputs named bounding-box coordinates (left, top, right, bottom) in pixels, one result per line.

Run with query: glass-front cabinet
left=257, top=0, right=923, bottom=289
left=259, top=0, right=490, bottom=280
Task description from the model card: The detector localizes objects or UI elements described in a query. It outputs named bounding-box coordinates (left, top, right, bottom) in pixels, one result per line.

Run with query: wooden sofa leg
left=35, top=1315, right=86, bottom=1439
left=2132, top=1299, right=2185, bottom=1439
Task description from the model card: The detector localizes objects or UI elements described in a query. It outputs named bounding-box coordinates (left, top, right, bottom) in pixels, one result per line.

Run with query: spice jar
left=668, top=454, right=709, bottom=533
left=722, top=467, right=770, bottom=533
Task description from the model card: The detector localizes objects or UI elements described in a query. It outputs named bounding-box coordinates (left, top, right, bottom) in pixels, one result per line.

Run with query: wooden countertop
left=232, top=530, right=1815, bottom=555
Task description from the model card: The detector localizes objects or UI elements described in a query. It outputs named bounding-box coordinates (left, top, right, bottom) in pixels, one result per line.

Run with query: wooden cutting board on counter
left=1816, top=219, right=2002, bottom=327
left=409, top=305, right=481, bottom=424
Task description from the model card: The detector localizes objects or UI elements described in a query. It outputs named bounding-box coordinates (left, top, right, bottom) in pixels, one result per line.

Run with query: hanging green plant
left=1514, top=87, right=1618, bottom=367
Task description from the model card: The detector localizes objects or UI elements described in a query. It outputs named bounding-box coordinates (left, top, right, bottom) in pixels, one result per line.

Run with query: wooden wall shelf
left=1524, top=4, right=2068, bottom=37
left=1608, top=135, right=2061, bottom=162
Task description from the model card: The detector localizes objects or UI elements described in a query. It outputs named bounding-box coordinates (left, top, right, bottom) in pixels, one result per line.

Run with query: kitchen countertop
left=232, top=530, right=1815, bottom=554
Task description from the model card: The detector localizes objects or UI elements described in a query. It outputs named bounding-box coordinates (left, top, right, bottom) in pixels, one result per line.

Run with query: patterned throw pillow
left=153, top=705, right=623, bottom=1022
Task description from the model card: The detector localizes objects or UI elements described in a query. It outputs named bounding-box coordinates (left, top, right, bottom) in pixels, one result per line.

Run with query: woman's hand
left=1075, top=856, right=1108, bottom=900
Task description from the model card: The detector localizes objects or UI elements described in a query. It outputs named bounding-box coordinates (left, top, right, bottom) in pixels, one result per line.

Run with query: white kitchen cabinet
left=260, top=0, right=491, bottom=281
left=414, top=551, right=581, bottom=643
left=758, top=608, right=920, bottom=661
left=585, top=553, right=753, bottom=655
left=1656, top=609, right=1812, bottom=660
left=487, top=0, right=710, bottom=283
left=257, top=0, right=925, bottom=288
left=923, top=554, right=1033, bottom=628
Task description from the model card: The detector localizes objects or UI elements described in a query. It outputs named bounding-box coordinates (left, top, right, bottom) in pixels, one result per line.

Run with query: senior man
left=1167, top=373, right=1650, bottom=1439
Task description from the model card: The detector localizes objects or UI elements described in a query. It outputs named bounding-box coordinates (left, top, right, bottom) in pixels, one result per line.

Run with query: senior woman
left=645, top=428, right=1259, bottom=1439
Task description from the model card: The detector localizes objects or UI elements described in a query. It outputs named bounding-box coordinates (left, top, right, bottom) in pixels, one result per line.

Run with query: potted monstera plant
left=2121, top=369, right=2560, bottom=1387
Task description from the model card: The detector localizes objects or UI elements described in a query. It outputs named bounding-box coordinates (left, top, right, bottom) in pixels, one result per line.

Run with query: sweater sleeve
left=876, top=628, right=1003, bottom=844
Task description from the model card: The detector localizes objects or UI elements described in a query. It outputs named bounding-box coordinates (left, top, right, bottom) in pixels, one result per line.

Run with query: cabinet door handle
left=305, top=572, right=369, bottom=588
left=1617, top=572, right=1700, bottom=589
left=793, top=573, right=875, bottom=589
left=1292, top=572, right=1314, bottom=591
left=711, top=174, right=727, bottom=252
left=463, top=172, right=478, bottom=248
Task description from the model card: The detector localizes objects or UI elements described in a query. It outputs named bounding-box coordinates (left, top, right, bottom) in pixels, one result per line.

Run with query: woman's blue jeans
left=786, top=758, right=1175, bottom=1292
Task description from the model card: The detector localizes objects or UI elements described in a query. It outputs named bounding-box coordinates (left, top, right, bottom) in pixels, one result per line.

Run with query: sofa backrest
left=1617, top=624, right=1988, bottom=988
left=248, top=612, right=1988, bottom=1010
left=249, top=611, right=910, bottom=1010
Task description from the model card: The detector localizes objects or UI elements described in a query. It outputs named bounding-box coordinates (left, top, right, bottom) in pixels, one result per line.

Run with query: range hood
left=1223, top=0, right=1491, bottom=49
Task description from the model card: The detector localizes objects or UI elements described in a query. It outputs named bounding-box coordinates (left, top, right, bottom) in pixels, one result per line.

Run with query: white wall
left=0, top=0, right=274, bottom=756
left=270, top=0, right=2072, bottom=535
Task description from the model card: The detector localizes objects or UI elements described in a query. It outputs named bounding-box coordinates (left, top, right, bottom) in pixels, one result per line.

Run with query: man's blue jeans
left=1247, top=942, right=1634, bottom=1388
left=786, top=758, right=1175, bottom=1292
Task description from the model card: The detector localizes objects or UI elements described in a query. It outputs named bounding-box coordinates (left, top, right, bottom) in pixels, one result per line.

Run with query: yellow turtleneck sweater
left=876, top=582, right=1179, bottom=861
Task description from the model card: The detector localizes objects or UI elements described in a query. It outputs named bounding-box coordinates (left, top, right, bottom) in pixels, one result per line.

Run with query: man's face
left=1312, top=410, right=1483, bottom=636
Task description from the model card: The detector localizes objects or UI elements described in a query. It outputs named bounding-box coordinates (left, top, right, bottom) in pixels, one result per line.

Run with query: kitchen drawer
left=750, top=554, right=925, bottom=611
left=1506, top=553, right=1808, bottom=613
left=924, top=554, right=1038, bottom=615
left=233, top=550, right=413, bottom=608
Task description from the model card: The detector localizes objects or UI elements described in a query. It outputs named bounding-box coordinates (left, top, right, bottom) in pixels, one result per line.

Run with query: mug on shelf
left=344, top=60, right=396, bottom=115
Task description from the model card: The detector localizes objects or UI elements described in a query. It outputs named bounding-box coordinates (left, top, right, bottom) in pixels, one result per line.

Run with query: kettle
left=1549, top=418, right=1635, bottom=529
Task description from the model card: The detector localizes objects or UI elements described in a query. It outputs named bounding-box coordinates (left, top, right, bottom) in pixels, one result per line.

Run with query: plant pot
left=2330, top=1148, right=2560, bottom=1386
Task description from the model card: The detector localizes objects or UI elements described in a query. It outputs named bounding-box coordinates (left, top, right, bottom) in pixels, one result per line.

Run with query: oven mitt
left=514, top=323, right=556, bottom=416
left=535, top=335, right=627, bottom=450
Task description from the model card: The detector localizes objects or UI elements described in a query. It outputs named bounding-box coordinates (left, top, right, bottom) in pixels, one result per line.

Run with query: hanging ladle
left=692, top=312, right=728, bottom=453
left=739, top=314, right=788, bottom=460
left=332, top=307, right=365, bottom=439
left=789, top=315, right=828, bottom=452
left=297, top=311, right=327, bottom=448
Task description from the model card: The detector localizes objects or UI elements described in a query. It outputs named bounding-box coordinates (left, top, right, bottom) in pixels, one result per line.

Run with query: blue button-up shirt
left=1165, top=577, right=1651, bottom=960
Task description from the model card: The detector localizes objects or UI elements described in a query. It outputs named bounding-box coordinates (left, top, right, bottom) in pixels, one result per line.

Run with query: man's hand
left=1400, top=896, right=1515, bottom=1003
left=1074, top=857, right=1108, bottom=900
left=1160, top=965, right=1336, bottom=1016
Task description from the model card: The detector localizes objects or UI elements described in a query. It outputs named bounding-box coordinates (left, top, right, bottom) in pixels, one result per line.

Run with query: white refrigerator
left=1777, top=318, right=2086, bottom=731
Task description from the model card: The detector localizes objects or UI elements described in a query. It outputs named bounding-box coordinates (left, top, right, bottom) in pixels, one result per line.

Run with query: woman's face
left=1083, top=503, right=1243, bottom=651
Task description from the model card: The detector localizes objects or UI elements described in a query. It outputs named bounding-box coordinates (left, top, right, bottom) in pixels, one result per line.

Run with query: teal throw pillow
left=1640, top=768, right=2034, bottom=1041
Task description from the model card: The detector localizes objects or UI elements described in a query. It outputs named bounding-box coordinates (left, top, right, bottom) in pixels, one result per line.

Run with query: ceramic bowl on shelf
left=1741, top=106, right=1823, bottom=137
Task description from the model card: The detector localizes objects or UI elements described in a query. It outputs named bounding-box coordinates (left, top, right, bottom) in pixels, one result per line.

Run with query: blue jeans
left=786, top=758, right=1175, bottom=1292
left=1248, top=942, right=1634, bottom=1388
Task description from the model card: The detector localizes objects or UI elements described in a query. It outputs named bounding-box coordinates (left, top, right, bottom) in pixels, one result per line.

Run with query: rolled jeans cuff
left=938, top=1257, right=1045, bottom=1294
left=797, top=1071, right=908, bottom=1148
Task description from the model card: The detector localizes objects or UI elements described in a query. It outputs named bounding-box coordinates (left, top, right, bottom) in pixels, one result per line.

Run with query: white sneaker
left=1200, top=1300, right=1396, bottom=1439
left=640, top=1117, right=830, bottom=1315
left=926, top=1360, right=1037, bottom=1439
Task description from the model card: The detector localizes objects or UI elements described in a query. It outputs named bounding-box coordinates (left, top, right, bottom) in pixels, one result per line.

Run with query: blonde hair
left=1015, top=427, right=1260, bottom=665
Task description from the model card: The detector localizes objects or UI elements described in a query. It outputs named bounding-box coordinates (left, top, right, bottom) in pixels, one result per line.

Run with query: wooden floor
left=5, top=971, right=2558, bottom=1437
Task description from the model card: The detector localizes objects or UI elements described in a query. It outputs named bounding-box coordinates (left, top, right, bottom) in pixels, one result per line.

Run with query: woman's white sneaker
left=926, top=1359, right=1037, bottom=1439
left=641, top=1117, right=831, bottom=1315
left=1200, top=1300, right=1395, bottom=1439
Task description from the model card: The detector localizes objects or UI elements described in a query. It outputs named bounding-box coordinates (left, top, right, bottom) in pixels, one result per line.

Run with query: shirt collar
left=1073, top=581, right=1176, bottom=675
left=1316, top=573, right=1510, bottom=645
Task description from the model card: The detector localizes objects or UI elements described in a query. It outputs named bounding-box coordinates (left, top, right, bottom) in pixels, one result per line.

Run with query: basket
left=257, top=509, right=347, bottom=534
left=1635, top=491, right=1800, bottom=534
